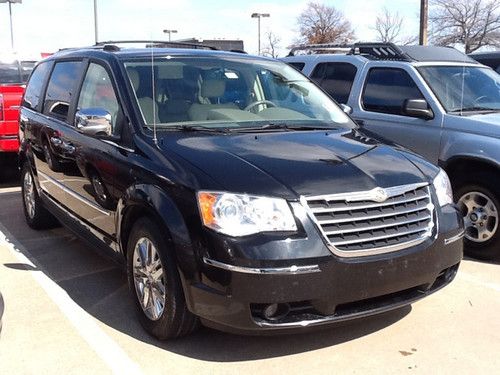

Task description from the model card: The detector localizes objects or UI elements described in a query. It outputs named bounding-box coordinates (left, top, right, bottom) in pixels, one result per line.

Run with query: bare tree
left=262, top=32, right=281, bottom=58
left=373, top=8, right=418, bottom=45
left=297, top=2, right=355, bottom=45
left=430, top=0, right=500, bottom=53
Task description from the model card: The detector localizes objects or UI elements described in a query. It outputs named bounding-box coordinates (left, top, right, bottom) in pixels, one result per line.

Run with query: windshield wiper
left=232, top=123, right=337, bottom=132
left=169, top=124, right=230, bottom=133
left=449, top=107, right=500, bottom=114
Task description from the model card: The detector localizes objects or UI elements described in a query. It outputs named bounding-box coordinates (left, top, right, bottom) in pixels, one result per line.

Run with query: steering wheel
left=244, top=100, right=277, bottom=112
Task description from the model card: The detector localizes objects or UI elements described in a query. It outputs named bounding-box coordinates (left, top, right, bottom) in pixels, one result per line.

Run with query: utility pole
left=93, top=0, right=98, bottom=44
left=0, top=0, right=22, bottom=50
left=251, top=13, right=270, bottom=55
left=419, top=0, right=428, bottom=45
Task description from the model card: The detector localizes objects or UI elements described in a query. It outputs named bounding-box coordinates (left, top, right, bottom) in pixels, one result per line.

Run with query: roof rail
left=287, top=42, right=413, bottom=61
left=95, top=40, right=218, bottom=51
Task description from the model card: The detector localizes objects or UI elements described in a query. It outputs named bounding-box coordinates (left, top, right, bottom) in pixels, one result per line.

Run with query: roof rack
left=288, top=42, right=413, bottom=61
left=95, top=40, right=218, bottom=51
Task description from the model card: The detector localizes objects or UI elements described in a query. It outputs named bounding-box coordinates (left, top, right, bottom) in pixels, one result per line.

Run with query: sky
left=0, top=0, right=421, bottom=59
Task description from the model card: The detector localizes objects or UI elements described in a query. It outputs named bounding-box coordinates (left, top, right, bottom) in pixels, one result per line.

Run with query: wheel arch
left=117, top=184, right=199, bottom=281
left=440, top=155, right=500, bottom=188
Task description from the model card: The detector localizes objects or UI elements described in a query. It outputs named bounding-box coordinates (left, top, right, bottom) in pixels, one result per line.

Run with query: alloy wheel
left=458, top=191, right=498, bottom=243
left=132, top=237, right=166, bottom=321
left=23, top=171, right=36, bottom=219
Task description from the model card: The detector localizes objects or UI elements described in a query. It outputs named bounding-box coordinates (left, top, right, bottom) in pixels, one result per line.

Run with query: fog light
left=263, top=303, right=290, bottom=320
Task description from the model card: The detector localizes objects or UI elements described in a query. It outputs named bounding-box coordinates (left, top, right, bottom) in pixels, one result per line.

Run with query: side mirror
left=75, top=108, right=112, bottom=136
left=339, top=103, right=353, bottom=115
left=403, top=99, right=434, bottom=120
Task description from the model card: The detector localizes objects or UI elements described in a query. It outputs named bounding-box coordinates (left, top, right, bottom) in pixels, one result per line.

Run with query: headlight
left=197, top=191, right=297, bottom=236
left=433, top=169, right=453, bottom=207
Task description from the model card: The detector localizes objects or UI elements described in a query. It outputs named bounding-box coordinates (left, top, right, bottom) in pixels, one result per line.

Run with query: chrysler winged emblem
left=371, top=187, right=389, bottom=203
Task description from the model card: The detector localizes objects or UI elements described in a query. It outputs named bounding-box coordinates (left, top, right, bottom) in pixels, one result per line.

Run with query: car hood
left=444, top=112, right=500, bottom=138
left=160, top=129, right=429, bottom=199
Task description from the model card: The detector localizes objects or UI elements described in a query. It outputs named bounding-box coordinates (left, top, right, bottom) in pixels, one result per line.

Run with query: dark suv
left=19, top=42, right=463, bottom=339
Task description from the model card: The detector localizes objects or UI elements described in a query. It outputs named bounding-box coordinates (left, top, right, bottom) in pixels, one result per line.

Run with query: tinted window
left=288, top=62, right=305, bottom=71
left=20, top=61, right=36, bottom=82
left=311, top=62, right=357, bottom=104
left=43, top=61, right=82, bottom=121
left=77, top=63, right=121, bottom=135
left=0, top=61, right=21, bottom=84
left=362, top=68, right=423, bottom=115
left=23, top=62, right=51, bottom=111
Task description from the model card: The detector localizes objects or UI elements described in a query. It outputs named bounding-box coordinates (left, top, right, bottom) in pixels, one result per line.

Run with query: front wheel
left=455, top=180, right=500, bottom=260
left=126, top=217, right=198, bottom=339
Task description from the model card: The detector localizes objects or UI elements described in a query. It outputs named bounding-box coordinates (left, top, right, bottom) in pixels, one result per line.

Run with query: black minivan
left=19, top=42, right=463, bottom=339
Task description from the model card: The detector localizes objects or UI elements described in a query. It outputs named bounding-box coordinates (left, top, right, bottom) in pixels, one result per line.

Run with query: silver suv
left=284, top=43, right=500, bottom=260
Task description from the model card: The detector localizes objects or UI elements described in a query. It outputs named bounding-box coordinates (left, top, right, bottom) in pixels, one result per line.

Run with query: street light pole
left=93, top=0, right=98, bottom=44
left=163, top=29, right=178, bottom=42
left=251, top=13, right=270, bottom=55
left=0, top=0, right=22, bottom=50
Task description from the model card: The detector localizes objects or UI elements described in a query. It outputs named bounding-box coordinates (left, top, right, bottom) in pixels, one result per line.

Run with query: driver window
left=77, top=63, right=121, bottom=134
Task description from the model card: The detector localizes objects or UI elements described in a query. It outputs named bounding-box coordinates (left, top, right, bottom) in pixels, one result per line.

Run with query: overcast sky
left=0, top=0, right=420, bottom=58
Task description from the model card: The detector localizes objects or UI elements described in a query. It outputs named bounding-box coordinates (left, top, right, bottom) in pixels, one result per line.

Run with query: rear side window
left=310, top=62, right=357, bottom=104
left=43, top=61, right=82, bottom=122
left=288, top=62, right=305, bottom=71
left=362, top=68, right=424, bottom=116
left=23, top=62, right=51, bottom=111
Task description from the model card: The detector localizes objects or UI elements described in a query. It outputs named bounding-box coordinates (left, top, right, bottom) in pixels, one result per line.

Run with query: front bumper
left=185, top=204, right=463, bottom=334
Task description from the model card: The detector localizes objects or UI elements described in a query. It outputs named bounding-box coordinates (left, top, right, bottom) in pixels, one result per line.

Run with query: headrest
left=157, top=63, right=184, bottom=79
left=201, top=79, right=226, bottom=98
left=127, top=68, right=140, bottom=91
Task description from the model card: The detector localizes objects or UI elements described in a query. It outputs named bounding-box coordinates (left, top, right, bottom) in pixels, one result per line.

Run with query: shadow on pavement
left=0, top=191, right=411, bottom=362
left=0, top=155, right=20, bottom=189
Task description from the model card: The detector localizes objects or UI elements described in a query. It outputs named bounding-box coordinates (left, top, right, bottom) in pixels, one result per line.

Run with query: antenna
left=150, top=12, right=158, bottom=145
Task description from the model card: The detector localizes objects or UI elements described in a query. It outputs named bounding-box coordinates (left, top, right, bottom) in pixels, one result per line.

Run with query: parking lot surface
left=0, top=172, right=499, bottom=374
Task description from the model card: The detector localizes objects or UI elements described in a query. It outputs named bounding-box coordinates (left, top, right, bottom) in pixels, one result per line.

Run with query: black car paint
left=19, top=48, right=463, bottom=334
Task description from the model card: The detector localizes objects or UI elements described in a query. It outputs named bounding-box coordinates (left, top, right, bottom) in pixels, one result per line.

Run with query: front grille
left=304, top=183, right=434, bottom=255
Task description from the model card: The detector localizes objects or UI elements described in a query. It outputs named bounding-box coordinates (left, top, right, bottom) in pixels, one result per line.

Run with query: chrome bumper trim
left=444, top=230, right=465, bottom=245
left=203, top=258, right=320, bottom=275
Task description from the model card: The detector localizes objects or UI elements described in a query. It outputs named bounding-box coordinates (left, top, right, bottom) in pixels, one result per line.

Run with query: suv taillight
left=0, top=94, right=4, bottom=121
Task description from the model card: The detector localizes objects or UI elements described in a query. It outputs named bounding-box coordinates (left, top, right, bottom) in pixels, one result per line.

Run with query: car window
left=77, top=63, right=121, bottom=135
left=23, top=62, right=51, bottom=111
left=0, top=61, right=22, bottom=84
left=20, top=61, right=36, bottom=82
left=310, top=62, right=357, bottom=104
left=43, top=61, right=82, bottom=122
left=362, top=68, right=424, bottom=116
left=287, top=62, right=305, bottom=71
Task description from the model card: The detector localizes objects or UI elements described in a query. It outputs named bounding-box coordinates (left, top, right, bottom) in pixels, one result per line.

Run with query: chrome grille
left=303, top=183, right=434, bottom=256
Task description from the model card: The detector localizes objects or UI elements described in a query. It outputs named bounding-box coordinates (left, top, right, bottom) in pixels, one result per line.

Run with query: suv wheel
left=455, top=178, right=500, bottom=260
left=21, top=164, right=59, bottom=229
left=126, top=217, right=198, bottom=339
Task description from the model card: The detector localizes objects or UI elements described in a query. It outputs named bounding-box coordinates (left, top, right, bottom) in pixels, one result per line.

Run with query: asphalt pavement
left=0, top=164, right=499, bottom=374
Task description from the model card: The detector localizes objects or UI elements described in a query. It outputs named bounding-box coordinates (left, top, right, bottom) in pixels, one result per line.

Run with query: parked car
left=284, top=43, right=500, bottom=260
left=0, top=56, right=35, bottom=156
left=470, top=51, right=500, bottom=73
left=19, top=41, right=463, bottom=339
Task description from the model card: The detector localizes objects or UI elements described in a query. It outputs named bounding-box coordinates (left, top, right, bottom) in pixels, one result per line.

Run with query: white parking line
left=458, top=271, right=500, bottom=293
left=0, top=222, right=142, bottom=375
left=0, top=186, right=21, bottom=194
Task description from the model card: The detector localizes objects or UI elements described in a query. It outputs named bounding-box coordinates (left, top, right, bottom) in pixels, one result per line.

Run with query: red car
left=0, top=58, right=35, bottom=153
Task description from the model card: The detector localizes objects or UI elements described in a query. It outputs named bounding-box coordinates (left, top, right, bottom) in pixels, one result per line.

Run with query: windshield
left=418, top=66, right=500, bottom=113
left=0, top=60, right=35, bottom=84
left=123, top=56, right=353, bottom=130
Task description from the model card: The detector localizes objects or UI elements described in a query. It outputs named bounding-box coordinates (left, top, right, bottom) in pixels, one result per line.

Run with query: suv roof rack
left=95, top=40, right=218, bottom=51
left=288, top=42, right=413, bottom=61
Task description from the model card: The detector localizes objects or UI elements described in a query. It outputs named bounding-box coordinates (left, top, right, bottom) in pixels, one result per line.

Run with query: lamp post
left=419, top=0, right=428, bottom=45
left=0, top=0, right=22, bottom=50
left=93, top=0, right=98, bottom=44
left=251, top=12, right=270, bottom=55
left=163, top=29, right=178, bottom=42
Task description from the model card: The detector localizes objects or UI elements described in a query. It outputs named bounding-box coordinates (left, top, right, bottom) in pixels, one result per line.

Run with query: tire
left=454, top=173, right=500, bottom=261
left=21, top=163, right=59, bottom=230
left=126, top=217, right=198, bottom=339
